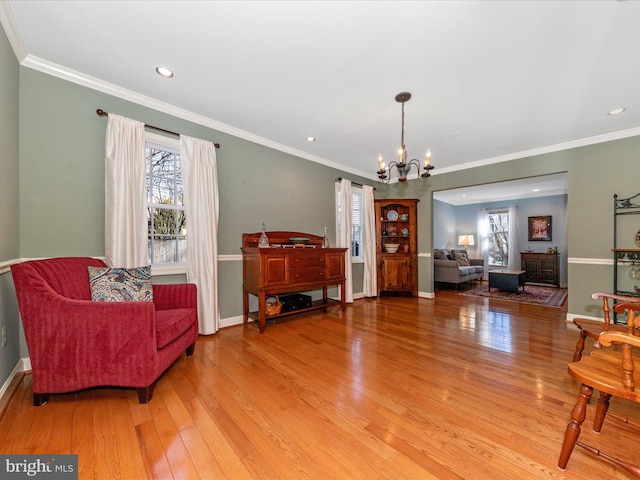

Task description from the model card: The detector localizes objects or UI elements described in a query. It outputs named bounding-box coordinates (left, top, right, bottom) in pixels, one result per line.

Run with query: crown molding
left=434, top=126, right=640, bottom=176
left=19, top=54, right=374, bottom=181
left=6, top=27, right=639, bottom=183
left=0, top=0, right=27, bottom=62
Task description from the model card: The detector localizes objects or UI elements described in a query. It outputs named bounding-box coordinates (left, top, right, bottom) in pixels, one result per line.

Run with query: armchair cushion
left=88, top=265, right=153, bottom=302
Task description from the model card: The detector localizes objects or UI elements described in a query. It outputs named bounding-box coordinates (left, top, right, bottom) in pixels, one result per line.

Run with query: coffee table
left=488, top=270, right=526, bottom=293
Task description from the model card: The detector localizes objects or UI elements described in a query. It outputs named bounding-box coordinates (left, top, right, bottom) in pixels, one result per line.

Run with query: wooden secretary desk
left=241, top=231, right=347, bottom=333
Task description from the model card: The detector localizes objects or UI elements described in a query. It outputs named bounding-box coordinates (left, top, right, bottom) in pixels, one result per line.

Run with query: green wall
left=17, top=67, right=372, bottom=335
left=0, top=21, right=21, bottom=390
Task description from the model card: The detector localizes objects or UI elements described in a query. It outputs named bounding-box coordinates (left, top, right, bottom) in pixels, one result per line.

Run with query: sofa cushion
left=473, top=266, right=484, bottom=273
left=453, top=250, right=470, bottom=266
left=155, top=308, right=197, bottom=349
left=88, top=265, right=153, bottom=302
left=433, top=249, right=448, bottom=260
left=458, top=266, right=477, bottom=276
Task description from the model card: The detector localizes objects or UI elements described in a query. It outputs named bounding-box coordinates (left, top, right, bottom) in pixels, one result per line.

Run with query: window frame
left=146, top=132, right=187, bottom=275
left=335, top=184, right=364, bottom=263
left=487, top=209, right=509, bottom=267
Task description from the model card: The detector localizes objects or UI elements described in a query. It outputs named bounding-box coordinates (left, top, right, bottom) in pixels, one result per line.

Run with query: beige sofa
left=433, top=249, right=484, bottom=286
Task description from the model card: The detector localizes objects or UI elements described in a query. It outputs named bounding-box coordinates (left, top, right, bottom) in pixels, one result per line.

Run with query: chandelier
left=376, top=92, right=434, bottom=183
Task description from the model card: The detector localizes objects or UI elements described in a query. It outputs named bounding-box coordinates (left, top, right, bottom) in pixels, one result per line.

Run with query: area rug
left=461, top=285, right=567, bottom=307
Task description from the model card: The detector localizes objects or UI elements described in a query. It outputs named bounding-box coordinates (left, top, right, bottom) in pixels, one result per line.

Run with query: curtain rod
left=335, top=177, right=376, bottom=190
left=96, top=109, right=220, bottom=149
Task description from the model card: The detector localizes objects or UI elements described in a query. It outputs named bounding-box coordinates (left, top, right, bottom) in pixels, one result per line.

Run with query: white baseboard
left=0, top=357, right=30, bottom=403
left=419, top=291, right=435, bottom=299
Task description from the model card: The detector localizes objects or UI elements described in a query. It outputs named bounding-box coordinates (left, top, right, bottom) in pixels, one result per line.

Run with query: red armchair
left=11, top=257, right=198, bottom=405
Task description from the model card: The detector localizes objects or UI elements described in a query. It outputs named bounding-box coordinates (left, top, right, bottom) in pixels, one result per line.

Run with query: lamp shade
left=458, top=235, right=475, bottom=247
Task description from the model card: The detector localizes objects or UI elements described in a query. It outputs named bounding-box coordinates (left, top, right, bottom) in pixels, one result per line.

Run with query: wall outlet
left=1, top=325, right=6, bottom=348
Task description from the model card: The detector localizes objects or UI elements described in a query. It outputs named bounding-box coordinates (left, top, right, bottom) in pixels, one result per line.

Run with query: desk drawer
left=290, top=267, right=325, bottom=283
left=290, top=255, right=325, bottom=268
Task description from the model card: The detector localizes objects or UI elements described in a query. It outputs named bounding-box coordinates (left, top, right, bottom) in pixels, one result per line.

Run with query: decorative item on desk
left=289, top=237, right=310, bottom=246
left=258, top=222, right=269, bottom=248
left=553, top=246, right=558, bottom=253
left=547, top=247, right=554, bottom=254
left=322, top=226, right=330, bottom=248
left=376, top=92, right=434, bottom=183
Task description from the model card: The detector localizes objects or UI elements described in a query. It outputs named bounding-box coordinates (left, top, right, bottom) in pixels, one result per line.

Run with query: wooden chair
left=559, top=302, right=640, bottom=476
left=572, top=292, right=640, bottom=362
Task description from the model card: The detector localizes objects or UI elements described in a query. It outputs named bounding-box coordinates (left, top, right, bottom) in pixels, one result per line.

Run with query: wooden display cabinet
left=375, top=199, right=419, bottom=296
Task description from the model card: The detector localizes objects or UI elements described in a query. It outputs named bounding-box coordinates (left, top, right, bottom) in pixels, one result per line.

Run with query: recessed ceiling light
left=607, top=107, right=626, bottom=115
left=155, top=66, right=174, bottom=78
left=532, top=188, right=540, bottom=192
left=305, top=137, right=316, bottom=142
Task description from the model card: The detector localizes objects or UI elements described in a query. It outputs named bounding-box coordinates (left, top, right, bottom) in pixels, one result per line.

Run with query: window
left=336, top=186, right=363, bottom=261
left=146, top=134, right=185, bottom=264
left=488, top=210, right=509, bottom=266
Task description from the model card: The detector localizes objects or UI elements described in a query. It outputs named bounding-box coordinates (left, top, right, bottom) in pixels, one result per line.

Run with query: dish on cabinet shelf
left=386, top=210, right=398, bottom=221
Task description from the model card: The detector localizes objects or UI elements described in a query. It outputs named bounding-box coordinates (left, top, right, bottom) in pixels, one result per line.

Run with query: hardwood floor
left=2, top=290, right=640, bottom=479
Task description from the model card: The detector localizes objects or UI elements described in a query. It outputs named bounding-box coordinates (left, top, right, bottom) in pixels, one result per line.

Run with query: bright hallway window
left=488, top=210, right=509, bottom=266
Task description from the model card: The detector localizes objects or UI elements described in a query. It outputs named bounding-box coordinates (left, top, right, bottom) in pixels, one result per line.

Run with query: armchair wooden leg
left=559, top=383, right=593, bottom=470
left=593, top=392, right=611, bottom=433
left=137, top=384, right=156, bottom=404
left=573, top=330, right=587, bottom=362
left=186, top=342, right=195, bottom=357
left=33, top=393, right=49, bottom=406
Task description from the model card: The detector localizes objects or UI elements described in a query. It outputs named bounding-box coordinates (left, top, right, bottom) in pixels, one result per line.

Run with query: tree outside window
left=488, top=211, right=509, bottom=266
left=146, top=143, right=186, bottom=264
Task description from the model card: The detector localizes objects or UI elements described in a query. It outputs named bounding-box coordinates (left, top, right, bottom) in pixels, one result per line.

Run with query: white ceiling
left=432, top=172, right=568, bottom=206
left=2, top=1, right=639, bottom=190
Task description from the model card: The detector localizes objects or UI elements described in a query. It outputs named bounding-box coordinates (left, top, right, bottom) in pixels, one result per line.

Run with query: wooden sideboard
left=520, top=252, right=560, bottom=287
left=241, top=231, right=347, bottom=333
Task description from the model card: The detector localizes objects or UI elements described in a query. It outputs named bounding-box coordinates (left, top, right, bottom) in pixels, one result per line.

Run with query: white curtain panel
left=181, top=135, right=220, bottom=335
left=104, top=114, right=147, bottom=268
left=339, top=179, right=353, bottom=303
left=508, top=204, right=519, bottom=270
left=477, top=208, right=490, bottom=279
left=362, top=185, right=377, bottom=297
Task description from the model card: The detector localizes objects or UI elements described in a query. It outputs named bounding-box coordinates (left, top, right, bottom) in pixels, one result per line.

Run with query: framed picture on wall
left=528, top=216, right=552, bottom=241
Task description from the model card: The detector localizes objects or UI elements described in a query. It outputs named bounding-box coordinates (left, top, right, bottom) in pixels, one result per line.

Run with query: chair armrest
left=591, top=292, right=640, bottom=303
left=599, top=331, right=640, bottom=348
left=152, top=283, right=197, bottom=310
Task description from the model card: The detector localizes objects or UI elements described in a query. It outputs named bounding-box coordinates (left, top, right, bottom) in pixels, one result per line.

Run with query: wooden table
left=488, top=270, right=526, bottom=293
left=241, top=231, right=347, bottom=333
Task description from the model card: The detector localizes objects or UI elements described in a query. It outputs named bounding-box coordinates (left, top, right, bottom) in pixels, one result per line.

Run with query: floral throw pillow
left=453, top=251, right=470, bottom=266
left=88, top=265, right=153, bottom=302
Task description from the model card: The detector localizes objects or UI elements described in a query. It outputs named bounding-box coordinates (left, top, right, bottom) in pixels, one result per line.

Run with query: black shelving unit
left=612, top=192, right=640, bottom=322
